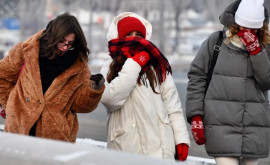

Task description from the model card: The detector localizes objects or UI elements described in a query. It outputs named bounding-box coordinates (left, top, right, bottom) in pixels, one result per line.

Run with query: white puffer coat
left=100, top=12, right=190, bottom=159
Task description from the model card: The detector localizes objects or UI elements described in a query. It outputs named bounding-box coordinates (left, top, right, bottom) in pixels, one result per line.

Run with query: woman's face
left=239, top=26, right=258, bottom=33
left=57, top=33, right=75, bottom=55
left=125, top=31, right=144, bottom=38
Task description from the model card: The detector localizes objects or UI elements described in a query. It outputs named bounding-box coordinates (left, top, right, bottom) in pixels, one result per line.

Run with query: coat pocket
left=108, top=119, right=141, bottom=153
left=110, top=128, right=126, bottom=142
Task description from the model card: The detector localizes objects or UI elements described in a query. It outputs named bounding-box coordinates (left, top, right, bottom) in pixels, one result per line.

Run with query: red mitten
left=176, top=143, right=189, bottom=161
left=0, top=108, right=6, bottom=119
left=191, top=115, right=206, bottom=145
left=237, top=30, right=261, bottom=55
left=132, top=51, right=150, bottom=66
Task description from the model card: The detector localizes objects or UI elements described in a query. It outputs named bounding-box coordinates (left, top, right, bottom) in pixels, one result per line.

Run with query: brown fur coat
left=0, top=30, right=104, bottom=142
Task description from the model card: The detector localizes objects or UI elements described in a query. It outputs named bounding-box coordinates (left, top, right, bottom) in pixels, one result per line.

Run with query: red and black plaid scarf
left=108, top=37, right=172, bottom=84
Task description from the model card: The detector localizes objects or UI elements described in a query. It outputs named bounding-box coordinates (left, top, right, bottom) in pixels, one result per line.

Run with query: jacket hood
left=106, top=12, right=152, bottom=41
left=219, top=0, right=269, bottom=27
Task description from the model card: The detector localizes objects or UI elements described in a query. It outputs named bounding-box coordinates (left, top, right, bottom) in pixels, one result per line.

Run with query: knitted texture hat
left=117, top=16, right=146, bottom=38
left=235, top=0, right=265, bottom=29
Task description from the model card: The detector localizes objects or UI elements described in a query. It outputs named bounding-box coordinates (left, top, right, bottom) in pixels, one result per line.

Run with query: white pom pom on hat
left=235, top=0, right=265, bottom=29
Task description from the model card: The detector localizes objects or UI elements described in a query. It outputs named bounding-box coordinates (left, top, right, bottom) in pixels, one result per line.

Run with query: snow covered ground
left=76, top=138, right=216, bottom=165
left=0, top=124, right=215, bottom=164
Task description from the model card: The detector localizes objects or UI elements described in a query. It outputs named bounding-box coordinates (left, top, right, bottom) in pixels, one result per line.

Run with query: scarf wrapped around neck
left=108, top=37, right=172, bottom=84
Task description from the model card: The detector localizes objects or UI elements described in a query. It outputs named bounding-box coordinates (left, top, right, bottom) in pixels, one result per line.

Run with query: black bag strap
left=205, top=31, right=223, bottom=92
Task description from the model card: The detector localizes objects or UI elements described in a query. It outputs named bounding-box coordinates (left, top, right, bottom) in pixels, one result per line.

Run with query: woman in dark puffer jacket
left=186, top=0, right=270, bottom=165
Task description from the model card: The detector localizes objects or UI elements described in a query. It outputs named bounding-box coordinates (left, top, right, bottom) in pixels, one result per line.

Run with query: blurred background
left=1, top=0, right=270, bottom=63
left=3, top=0, right=270, bottom=63
left=2, top=0, right=270, bottom=61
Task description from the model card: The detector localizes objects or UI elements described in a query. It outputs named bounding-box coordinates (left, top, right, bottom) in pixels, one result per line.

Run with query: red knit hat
left=117, top=16, right=146, bottom=38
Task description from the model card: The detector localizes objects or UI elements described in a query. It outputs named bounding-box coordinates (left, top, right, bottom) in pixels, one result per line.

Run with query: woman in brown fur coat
left=0, top=13, right=105, bottom=142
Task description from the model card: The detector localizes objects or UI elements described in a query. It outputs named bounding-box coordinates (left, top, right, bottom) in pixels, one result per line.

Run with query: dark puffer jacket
left=186, top=0, right=270, bottom=158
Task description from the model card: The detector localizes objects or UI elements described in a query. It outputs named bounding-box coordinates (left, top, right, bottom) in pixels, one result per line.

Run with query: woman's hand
left=237, top=29, right=261, bottom=55
left=90, top=74, right=105, bottom=90
left=176, top=143, right=189, bottom=161
left=191, top=115, right=206, bottom=145
left=0, top=104, right=6, bottom=119
left=132, top=51, right=150, bottom=67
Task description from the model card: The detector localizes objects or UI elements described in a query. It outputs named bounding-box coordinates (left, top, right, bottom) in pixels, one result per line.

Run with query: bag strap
left=205, top=31, right=223, bottom=92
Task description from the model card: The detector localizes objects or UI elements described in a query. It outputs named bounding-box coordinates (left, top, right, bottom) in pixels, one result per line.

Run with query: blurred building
left=1, top=0, right=269, bottom=63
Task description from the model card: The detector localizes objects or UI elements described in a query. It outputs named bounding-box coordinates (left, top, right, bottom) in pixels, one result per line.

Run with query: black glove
left=90, top=73, right=105, bottom=90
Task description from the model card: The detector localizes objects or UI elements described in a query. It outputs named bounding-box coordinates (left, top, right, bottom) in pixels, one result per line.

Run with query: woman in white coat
left=100, top=12, right=190, bottom=160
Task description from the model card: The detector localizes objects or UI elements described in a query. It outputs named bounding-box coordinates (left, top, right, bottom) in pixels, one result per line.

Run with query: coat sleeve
left=100, top=58, right=141, bottom=113
left=71, top=74, right=105, bottom=113
left=160, top=73, right=190, bottom=146
left=0, top=42, right=24, bottom=108
left=185, top=32, right=220, bottom=123
left=250, top=45, right=270, bottom=90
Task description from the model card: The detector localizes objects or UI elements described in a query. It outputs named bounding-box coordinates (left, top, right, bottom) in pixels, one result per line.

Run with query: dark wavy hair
left=227, top=23, right=270, bottom=47
left=39, top=13, right=90, bottom=61
left=107, top=55, right=160, bottom=94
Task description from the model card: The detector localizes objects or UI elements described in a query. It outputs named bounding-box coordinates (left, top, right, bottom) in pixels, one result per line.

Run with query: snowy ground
left=0, top=124, right=215, bottom=164
left=76, top=138, right=216, bottom=165
left=0, top=124, right=4, bottom=131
